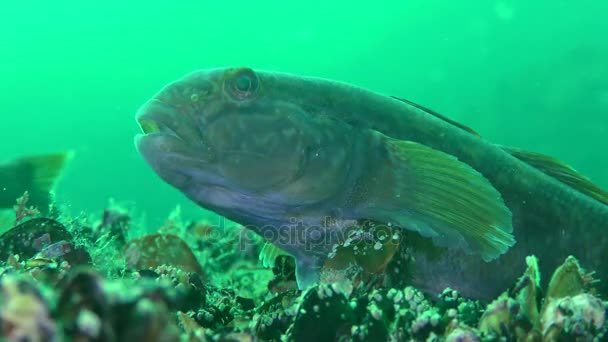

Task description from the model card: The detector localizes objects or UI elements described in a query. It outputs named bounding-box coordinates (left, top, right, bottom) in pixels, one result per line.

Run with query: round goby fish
left=135, top=67, right=608, bottom=300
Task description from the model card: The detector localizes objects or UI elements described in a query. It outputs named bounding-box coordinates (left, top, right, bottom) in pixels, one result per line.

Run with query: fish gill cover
left=0, top=1, right=607, bottom=341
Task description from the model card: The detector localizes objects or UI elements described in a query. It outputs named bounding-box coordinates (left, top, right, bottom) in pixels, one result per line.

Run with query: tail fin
left=7, top=151, right=74, bottom=211
left=0, top=210, right=15, bottom=233
left=22, top=152, right=74, bottom=194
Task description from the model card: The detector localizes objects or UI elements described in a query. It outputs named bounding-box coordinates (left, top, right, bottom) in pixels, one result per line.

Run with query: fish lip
left=135, top=99, right=217, bottom=163
left=135, top=99, right=183, bottom=140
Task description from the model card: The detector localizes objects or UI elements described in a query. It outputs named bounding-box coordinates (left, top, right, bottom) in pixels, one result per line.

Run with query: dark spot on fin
left=356, top=136, right=514, bottom=261
left=391, top=96, right=481, bottom=137
left=502, top=146, right=608, bottom=205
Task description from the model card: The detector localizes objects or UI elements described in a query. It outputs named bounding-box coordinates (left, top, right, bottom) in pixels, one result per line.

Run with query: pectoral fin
left=355, top=138, right=514, bottom=261
left=259, top=242, right=290, bottom=268
left=295, top=256, right=323, bottom=290
left=260, top=243, right=323, bottom=290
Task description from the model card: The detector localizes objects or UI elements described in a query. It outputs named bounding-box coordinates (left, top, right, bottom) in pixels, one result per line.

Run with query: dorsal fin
left=391, top=96, right=481, bottom=137
left=390, top=95, right=607, bottom=205
left=502, top=146, right=608, bottom=205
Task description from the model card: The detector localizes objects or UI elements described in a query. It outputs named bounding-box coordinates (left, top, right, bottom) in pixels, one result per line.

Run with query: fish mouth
left=134, top=98, right=217, bottom=166
left=134, top=99, right=225, bottom=192
left=135, top=99, right=184, bottom=140
left=139, top=118, right=161, bottom=135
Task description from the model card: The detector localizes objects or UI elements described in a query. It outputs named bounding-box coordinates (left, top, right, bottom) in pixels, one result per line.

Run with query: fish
left=135, top=67, right=608, bottom=300
left=0, top=152, right=72, bottom=228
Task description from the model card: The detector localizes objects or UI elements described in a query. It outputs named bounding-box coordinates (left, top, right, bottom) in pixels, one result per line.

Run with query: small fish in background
left=0, top=152, right=73, bottom=229
left=135, top=67, right=608, bottom=300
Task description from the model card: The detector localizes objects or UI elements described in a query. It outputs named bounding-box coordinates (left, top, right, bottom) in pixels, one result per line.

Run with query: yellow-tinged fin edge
left=502, top=146, right=608, bottom=205
left=21, top=151, right=75, bottom=194
left=356, top=137, right=514, bottom=261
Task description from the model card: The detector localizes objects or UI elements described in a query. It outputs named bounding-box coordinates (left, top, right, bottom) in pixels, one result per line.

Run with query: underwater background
left=1, top=0, right=607, bottom=229
left=1, top=2, right=608, bottom=341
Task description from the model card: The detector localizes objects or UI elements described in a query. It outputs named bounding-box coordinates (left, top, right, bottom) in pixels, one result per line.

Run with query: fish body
left=135, top=68, right=608, bottom=300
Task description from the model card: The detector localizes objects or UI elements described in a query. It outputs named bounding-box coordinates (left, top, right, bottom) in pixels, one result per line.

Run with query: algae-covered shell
left=0, top=218, right=91, bottom=266
left=253, top=289, right=299, bottom=341
left=478, top=296, right=524, bottom=339
left=124, top=233, right=205, bottom=277
left=539, top=256, right=606, bottom=340
left=55, top=267, right=185, bottom=340
left=445, top=327, right=479, bottom=342
left=289, top=284, right=355, bottom=341
left=541, top=293, right=606, bottom=340
left=0, top=276, right=58, bottom=341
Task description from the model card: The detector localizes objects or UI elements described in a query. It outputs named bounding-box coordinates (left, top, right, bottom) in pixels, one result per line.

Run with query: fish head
left=135, top=67, right=355, bottom=212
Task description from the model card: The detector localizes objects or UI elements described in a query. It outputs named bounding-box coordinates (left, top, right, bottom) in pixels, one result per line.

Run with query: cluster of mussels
left=0, top=208, right=606, bottom=341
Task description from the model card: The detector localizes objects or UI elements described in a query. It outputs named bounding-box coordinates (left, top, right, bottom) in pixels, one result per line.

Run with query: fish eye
left=235, top=75, right=253, bottom=92
left=226, top=68, right=259, bottom=100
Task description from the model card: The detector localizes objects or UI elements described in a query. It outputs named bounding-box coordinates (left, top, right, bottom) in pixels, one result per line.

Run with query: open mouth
left=138, top=119, right=161, bottom=134
left=134, top=99, right=216, bottom=163
left=135, top=99, right=183, bottom=139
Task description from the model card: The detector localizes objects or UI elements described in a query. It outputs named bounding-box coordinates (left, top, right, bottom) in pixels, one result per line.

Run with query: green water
left=1, top=1, right=607, bottom=228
